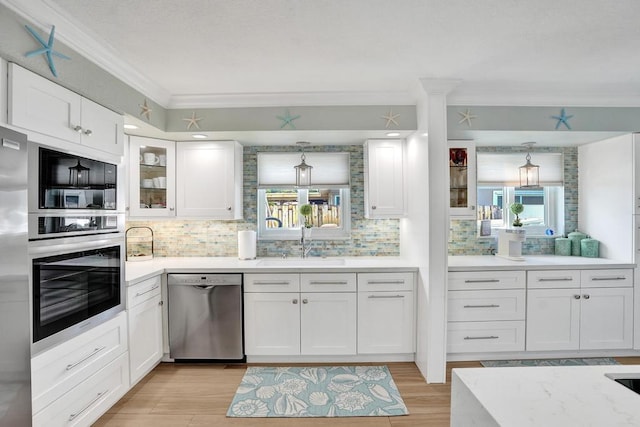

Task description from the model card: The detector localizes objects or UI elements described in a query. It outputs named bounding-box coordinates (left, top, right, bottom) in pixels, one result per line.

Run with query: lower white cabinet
left=127, top=275, right=163, bottom=385
left=301, top=292, right=357, bottom=355
left=244, top=292, right=301, bottom=355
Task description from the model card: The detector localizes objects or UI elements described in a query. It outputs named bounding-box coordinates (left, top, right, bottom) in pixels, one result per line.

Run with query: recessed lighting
left=123, top=124, right=138, bottom=130
left=386, top=132, right=400, bottom=137
left=192, top=134, right=207, bottom=139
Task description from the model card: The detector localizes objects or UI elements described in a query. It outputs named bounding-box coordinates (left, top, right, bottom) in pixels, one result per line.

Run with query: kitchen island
left=451, top=364, right=640, bottom=426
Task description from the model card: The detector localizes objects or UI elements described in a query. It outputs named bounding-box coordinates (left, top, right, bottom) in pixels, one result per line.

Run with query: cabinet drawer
left=448, top=271, right=525, bottom=290
left=244, top=273, right=300, bottom=292
left=357, top=272, right=414, bottom=292
left=127, top=275, right=161, bottom=308
left=448, top=289, right=525, bottom=321
left=447, top=321, right=525, bottom=353
left=301, top=273, right=356, bottom=292
left=527, top=270, right=580, bottom=289
left=31, top=312, right=128, bottom=414
left=581, top=269, right=633, bottom=288
left=33, top=352, right=129, bottom=427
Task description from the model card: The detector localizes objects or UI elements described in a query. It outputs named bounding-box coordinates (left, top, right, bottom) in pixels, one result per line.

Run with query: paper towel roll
left=238, top=230, right=256, bottom=260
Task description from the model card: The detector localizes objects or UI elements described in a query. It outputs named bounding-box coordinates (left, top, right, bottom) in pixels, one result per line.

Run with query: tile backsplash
left=127, top=144, right=400, bottom=257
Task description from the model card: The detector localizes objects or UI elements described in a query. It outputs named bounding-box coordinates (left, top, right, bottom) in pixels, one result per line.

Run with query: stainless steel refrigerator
left=0, top=125, right=31, bottom=426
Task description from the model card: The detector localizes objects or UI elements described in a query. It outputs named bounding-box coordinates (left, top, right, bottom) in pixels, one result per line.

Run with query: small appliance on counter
left=496, top=228, right=526, bottom=261
left=126, top=226, right=154, bottom=261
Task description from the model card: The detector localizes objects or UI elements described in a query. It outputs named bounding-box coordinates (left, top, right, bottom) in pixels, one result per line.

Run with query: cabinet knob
left=470, top=205, right=475, bottom=210
left=371, top=206, right=377, bottom=210
left=292, top=299, right=298, bottom=304
left=302, top=299, right=308, bottom=304
left=574, top=295, right=581, bottom=299
left=84, top=129, right=93, bottom=136
left=169, top=207, right=175, bottom=211
left=583, top=294, right=590, bottom=300
left=159, top=300, right=164, bottom=306
left=72, top=125, right=83, bottom=133
left=227, top=206, right=232, bottom=211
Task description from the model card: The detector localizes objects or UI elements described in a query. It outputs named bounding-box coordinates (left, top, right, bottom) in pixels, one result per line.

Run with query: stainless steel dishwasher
left=167, top=273, right=245, bottom=361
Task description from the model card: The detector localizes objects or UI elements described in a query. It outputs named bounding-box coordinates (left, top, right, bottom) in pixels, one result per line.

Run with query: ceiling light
left=386, top=132, right=400, bottom=137
left=519, top=142, right=540, bottom=188
left=123, top=124, right=138, bottom=130
left=192, top=134, right=207, bottom=139
left=294, top=141, right=312, bottom=187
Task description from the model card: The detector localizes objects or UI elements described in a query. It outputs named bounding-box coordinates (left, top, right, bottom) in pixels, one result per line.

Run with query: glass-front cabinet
left=448, top=140, right=476, bottom=218
left=128, top=136, right=175, bottom=217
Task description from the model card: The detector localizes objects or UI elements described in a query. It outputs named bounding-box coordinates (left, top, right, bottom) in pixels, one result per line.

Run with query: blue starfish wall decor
left=551, top=108, right=573, bottom=130
left=277, top=109, right=301, bottom=129
left=24, top=25, right=71, bottom=78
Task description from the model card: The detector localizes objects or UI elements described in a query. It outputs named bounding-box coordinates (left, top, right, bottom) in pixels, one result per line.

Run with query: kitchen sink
left=257, top=257, right=346, bottom=266
left=605, top=373, right=640, bottom=396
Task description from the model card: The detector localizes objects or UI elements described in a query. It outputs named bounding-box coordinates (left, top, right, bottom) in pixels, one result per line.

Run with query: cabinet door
left=449, top=141, right=476, bottom=218
left=9, top=63, right=82, bottom=143
left=580, top=287, right=633, bottom=350
left=358, top=291, right=414, bottom=354
left=244, top=293, right=300, bottom=355
left=526, top=288, right=580, bottom=351
left=129, top=136, right=176, bottom=217
left=300, top=292, right=357, bottom=355
left=128, top=294, right=163, bottom=386
left=364, top=139, right=406, bottom=218
left=176, top=141, right=242, bottom=219
left=80, top=97, right=123, bottom=156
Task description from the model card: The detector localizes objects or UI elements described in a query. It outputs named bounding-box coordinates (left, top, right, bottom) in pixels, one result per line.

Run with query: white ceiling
left=11, top=0, right=640, bottom=145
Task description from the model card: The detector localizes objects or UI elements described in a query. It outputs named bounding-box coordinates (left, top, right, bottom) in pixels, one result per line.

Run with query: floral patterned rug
left=226, top=365, right=409, bottom=418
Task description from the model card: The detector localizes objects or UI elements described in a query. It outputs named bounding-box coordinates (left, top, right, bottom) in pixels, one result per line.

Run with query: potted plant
left=510, top=202, right=524, bottom=227
left=299, top=203, right=313, bottom=228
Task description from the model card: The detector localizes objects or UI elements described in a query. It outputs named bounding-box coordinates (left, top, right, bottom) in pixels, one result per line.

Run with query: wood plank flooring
left=94, top=357, right=640, bottom=427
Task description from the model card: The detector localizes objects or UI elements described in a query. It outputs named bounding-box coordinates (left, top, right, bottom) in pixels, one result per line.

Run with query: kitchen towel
left=238, top=230, right=256, bottom=260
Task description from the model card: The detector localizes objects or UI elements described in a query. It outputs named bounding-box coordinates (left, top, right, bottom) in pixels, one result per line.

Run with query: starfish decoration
left=182, top=111, right=202, bottom=130
left=24, top=25, right=71, bottom=78
left=139, top=99, right=152, bottom=120
left=277, top=109, right=301, bottom=129
left=551, top=108, right=573, bottom=130
left=458, top=108, right=477, bottom=127
left=381, top=110, right=400, bottom=128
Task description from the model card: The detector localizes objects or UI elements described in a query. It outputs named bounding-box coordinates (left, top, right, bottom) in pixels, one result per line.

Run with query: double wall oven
left=28, top=143, right=126, bottom=355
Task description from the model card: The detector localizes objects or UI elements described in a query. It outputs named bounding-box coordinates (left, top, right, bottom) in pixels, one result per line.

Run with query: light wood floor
left=94, top=357, right=640, bottom=427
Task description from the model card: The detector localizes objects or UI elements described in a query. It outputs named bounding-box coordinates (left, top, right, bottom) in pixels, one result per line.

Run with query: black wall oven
left=30, top=234, right=125, bottom=354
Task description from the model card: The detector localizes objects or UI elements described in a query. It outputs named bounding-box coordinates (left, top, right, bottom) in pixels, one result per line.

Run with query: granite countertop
left=125, top=256, right=419, bottom=285
left=448, top=255, right=635, bottom=271
left=452, top=364, right=640, bottom=426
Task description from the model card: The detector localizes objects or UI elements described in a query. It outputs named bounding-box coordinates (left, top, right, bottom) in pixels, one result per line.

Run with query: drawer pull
left=68, top=390, right=108, bottom=421
left=590, top=276, right=626, bottom=281
left=464, top=279, right=499, bottom=283
left=463, top=304, right=500, bottom=308
left=538, top=277, right=574, bottom=282
left=253, top=281, right=291, bottom=285
left=309, top=281, right=348, bottom=285
left=135, top=284, right=159, bottom=297
left=65, top=346, right=106, bottom=371
left=463, top=336, right=499, bottom=340
left=366, top=280, right=405, bottom=285
left=368, top=294, right=405, bottom=299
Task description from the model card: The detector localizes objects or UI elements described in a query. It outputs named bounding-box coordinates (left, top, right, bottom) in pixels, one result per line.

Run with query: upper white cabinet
left=176, top=140, right=243, bottom=219
left=8, top=63, right=123, bottom=156
left=449, top=140, right=476, bottom=218
left=634, top=133, right=640, bottom=215
left=364, top=139, right=406, bottom=218
left=128, top=136, right=176, bottom=217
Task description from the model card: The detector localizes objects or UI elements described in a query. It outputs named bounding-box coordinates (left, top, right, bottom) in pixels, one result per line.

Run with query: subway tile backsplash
left=127, top=144, right=400, bottom=257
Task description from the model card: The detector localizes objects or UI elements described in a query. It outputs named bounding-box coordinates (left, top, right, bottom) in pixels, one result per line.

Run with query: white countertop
left=125, top=256, right=418, bottom=284
left=452, top=365, right=640, bottom=427
left=448, top=255, right=635, bottom=271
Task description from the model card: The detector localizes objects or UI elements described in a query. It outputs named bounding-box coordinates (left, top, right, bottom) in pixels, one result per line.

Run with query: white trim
left=247, top=354, right=415, bottom=363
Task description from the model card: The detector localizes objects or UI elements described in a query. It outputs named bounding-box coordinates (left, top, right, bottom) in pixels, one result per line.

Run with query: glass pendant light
left=68, top=159, right=90, bottom=187
left=519, top=142, right=540, bottom=188
left=294, top=142, right=313, bottom=187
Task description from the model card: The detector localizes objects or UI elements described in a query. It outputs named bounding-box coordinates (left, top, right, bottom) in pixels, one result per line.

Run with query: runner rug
left=481, top=357, right=619, bottom=367
left=226, top=365, right=409, bottom=417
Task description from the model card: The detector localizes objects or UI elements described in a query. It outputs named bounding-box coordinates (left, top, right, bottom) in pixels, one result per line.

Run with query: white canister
left=238, top=230, right=257, bottom=260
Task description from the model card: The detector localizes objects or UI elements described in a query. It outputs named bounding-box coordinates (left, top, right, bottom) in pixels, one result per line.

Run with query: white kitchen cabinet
left=127, top=275, right=163, bottom=386
left=634, top=133, right=640, bottom=215
left=176, top=140, right=243, bottom=219
left=128, top=136, right=176, bottom=217
left=357, top=272, right=415, bottom=354
left=301, top=292, right=357, bottom=355
left=364, top=139, right=406, bottom=218
left=9, top=63, right=123, bottom=156
left=449, top=140, right=476, bottom=218
left=0, top=59, right=7, bottom=124
left=526, top=269, right=634, bottom=351
left=244, top=292, right=301, bottom=356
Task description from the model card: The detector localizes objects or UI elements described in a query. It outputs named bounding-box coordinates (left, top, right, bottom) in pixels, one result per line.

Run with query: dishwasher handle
left=193, top=285, right=215, bottom=290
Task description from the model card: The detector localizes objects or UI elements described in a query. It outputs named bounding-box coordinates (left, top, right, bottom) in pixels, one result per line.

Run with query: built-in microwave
left=28, top=143, right=125, bottom=240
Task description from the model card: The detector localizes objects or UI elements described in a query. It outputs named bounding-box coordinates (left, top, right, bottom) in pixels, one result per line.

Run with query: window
left=477, top=152, right=564, bottom=237
left=257, top=152, right=351, bottom=240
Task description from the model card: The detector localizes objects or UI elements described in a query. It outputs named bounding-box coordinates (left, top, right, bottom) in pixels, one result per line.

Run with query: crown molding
left=1, top=0, right=172, bottom=106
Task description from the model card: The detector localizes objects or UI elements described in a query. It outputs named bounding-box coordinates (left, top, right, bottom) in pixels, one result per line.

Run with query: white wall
left=578, top=133, right=634, bottom=262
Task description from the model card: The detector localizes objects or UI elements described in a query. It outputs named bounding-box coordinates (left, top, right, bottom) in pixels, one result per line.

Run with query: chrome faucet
left=301, top=227, right=312, bottom=258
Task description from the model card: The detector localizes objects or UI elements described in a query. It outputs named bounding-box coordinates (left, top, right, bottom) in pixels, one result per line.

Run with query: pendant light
left=68, top=159, right=90, bottom=187
left=519, top=142, right=540, bottom=188
left=294, top=141, right=313, bottom=187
